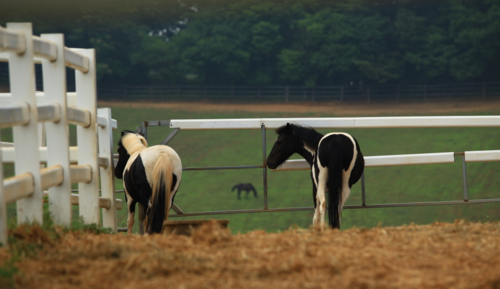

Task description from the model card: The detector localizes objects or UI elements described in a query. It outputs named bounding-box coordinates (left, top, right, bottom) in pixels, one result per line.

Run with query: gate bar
left=141, top=121, right=148, bottom=140
left=361, top=173, right=366, bottom=206
left=462, top=155, right=469, bottom=201
left=183, top=165, right=262, bottom=171
left=262, top=124, right=268, bottom=210
left=168, top=198, right=500, bottom=218
left=161, top=128, right=180, bottom=145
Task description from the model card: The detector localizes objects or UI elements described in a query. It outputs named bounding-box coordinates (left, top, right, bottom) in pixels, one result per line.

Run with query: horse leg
left=238, top=189, right=241, bottom=200
left=338, top=172, right=352, bottom=226
left=126, top=197, right=137, bottom=234
left=313, top=168, right=328, bottom=228
left=310, top=171, right=317, bottom=208
left=138, top=203, right=146, bottom=235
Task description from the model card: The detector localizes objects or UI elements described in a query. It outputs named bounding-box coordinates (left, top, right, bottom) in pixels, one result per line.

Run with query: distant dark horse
left=232, top=183, right=258, bottom=199
left=114, top=130, right=182, bottom=234
left=266, top=123, right=364, bottom=229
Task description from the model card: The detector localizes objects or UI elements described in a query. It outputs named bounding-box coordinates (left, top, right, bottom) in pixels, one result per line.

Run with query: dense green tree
left=1, top=0, right=499, bottom=86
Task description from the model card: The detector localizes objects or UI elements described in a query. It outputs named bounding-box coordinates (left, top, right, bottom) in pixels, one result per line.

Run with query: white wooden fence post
left=74, top=48, right=100, bottom=225
left=7, top=23, right=43, bottom=225
left=98, top=108, right=117, bottom=231
left=41, top=34, right=72, bottom=226
left=0, top=133, right=7, bottom=246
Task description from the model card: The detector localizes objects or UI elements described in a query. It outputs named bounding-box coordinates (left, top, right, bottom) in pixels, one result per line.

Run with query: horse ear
left=285, top=123, right=292, bottom=134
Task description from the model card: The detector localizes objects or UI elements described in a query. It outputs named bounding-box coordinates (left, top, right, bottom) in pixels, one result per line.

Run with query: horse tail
left=326, top=143, right=344, bottom=229
left=145, top=150, right=173, bottom=234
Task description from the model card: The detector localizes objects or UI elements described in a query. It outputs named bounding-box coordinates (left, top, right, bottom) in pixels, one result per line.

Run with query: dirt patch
left=13, top=221, right=500, bottom=289
left=98, top=99, right=500, bottom=116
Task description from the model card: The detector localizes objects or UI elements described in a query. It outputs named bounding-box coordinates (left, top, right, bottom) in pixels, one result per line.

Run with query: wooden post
left=41, top=33, right=72, bottom=226
left=74, top=48, right=100, bottom=225
left=98, top=108, right=117, bottom=232
left=8, top=23, right=43, bottom=225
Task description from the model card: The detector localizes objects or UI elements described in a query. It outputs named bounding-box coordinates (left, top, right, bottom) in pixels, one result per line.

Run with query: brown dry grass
left=98, top=99, right=500, bottom=116
left=11, top=220, right=500, bottom=289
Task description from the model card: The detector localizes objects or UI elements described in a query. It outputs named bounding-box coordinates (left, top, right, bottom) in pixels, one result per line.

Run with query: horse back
left=317, top=133, right=364, bottom=187
left=138, top=146, right=182, bottom=190
left=317, top=133, right=354, bottom=171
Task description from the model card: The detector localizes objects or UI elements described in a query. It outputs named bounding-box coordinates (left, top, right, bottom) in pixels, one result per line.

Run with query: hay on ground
left=12, top=220, right=500, bottom=289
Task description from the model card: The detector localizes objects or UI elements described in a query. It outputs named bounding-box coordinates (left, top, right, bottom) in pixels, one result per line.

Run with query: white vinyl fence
left=138, top=116, right=500, bottom=218
left=0, top=23, right=121, bottom=246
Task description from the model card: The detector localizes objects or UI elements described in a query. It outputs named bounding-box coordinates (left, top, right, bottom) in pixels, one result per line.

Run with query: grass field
left=106, top=100, right=500, bottom=233
left=3, top=100, right=500, bottom=233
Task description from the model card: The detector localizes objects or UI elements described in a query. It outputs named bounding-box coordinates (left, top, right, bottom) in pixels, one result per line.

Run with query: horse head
left=266, top=123, right=301, bottom=170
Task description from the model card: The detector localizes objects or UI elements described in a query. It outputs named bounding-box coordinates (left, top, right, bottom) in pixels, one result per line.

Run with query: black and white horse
left=232, top=183, right=258, bottom=199
left=266, top=123, right=364, bottom=229
left=114, top=130, right=182, bottom=234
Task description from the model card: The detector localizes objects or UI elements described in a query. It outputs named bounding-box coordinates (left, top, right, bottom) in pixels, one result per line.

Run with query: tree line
left=2, top=0, right=500, bottom=87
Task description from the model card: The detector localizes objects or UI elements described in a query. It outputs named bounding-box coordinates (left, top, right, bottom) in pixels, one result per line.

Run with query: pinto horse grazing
left=114, top=130, right=182, bottom=234
left=232, top=183, right=258, bottom=199
left=266, top=123, right=364, bottom=229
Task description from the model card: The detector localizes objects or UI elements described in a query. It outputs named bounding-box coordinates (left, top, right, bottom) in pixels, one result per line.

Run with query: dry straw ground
left=4, top=220, right=500, bottom=289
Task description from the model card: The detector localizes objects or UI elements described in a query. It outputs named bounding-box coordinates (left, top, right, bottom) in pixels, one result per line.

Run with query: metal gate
left=137, top=116, right=500, bottom=219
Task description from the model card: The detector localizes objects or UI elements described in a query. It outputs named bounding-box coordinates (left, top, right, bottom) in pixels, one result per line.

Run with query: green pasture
left=3, top=103, right=500, bottom=233
left=109, top=104, right=500, bottom=233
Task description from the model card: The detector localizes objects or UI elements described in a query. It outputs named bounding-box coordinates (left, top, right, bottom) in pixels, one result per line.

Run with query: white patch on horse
left=139, top=146, right=182, bottom=195
left=303, top=142, right=316, bottom=156
left=312, top=151, right=328, bottom=227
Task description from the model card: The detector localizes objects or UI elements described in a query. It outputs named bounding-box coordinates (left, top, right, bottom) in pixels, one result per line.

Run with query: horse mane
left=121, top=132, right=148, bottom=155
left=276, top=123, right=323, bottom=149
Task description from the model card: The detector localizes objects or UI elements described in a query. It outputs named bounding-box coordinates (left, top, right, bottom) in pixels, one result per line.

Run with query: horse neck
left=296, top=147, right=314, bottom=166
left=122, top=137, right=147, bottom=155
left=294, top=127, right=323, bottom=153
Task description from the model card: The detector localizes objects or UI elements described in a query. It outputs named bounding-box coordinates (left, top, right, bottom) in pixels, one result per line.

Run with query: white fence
left=138, top=116, right=500, bottom=218
left=0, top=23, right=122, bottom=246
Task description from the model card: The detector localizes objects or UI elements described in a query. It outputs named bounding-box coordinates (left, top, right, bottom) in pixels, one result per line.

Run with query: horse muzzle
left=266, top=160, right=278, bottom=170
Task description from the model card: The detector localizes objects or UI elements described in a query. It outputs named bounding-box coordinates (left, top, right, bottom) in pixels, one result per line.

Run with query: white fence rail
left=0, top=23, right=120, bottom=246
left=138, top=115, right=500, bottom=218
